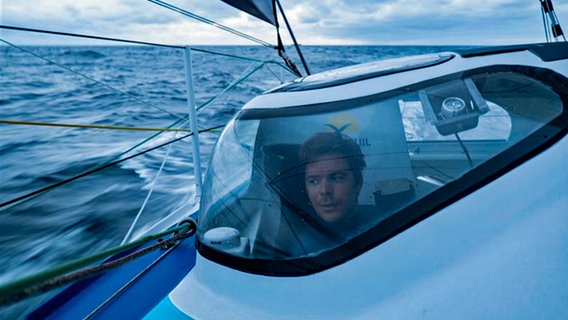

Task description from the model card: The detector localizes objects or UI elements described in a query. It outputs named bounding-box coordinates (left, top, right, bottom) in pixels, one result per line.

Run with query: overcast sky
left=1, top=0, right=567, bottom=46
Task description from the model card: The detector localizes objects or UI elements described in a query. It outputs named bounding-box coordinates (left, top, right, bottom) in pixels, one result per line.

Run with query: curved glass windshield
left=198, top=66, right=566, bottom=274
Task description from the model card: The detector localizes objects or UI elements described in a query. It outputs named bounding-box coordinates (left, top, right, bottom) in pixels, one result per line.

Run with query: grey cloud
left=2, top=0, right=565, bottom=45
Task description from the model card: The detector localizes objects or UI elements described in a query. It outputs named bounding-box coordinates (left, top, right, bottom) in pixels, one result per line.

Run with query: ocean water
left=0, top=44, right=469, bottom=318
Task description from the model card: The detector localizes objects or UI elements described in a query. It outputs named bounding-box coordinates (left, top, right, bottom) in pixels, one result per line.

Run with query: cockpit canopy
left=197, top=64, right=566, bottom=275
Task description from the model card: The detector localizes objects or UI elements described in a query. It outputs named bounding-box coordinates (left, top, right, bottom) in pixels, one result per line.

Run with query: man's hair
left=299, top=132, right=366, bottom=184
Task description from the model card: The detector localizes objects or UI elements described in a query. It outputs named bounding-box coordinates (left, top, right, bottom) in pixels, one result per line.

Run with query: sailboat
left=1, top=0, right=567, bottom=319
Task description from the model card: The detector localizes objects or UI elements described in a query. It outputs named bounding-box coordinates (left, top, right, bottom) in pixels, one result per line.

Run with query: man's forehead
left=305, top=157, right=350, bottom=175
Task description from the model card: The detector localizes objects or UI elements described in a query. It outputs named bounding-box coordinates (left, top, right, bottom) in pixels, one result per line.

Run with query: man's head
left=299, top=132, right=366, bottom=223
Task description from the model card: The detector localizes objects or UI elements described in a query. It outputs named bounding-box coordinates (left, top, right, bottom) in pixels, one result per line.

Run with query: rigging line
left=539, top=0, right=566, bottom=41
left=83, top=234, right=184, bottom=319
left=0, top=220, right=196, bottom=306
left=193, top=46, right=271, bottom=63
left=275, top=0, right=311, bottom=75
left=147, top=0, right=274, bottom=47
left=541, top=4, right=551, bottom=42
left=197, top=62, right=266, bottom=111
left=550, top=6, right=567, bottom=41
left=121, top=142, right=174, bottom=245
left=4, top=117, right=214, bottom=212
left=0, top=38, right=187, bottom=122
left=193, top=45, right=300, bottom=74
left=0, top=125, right=224, bottom=209
left=0, top=118, right=186, bottom=212
left=0, top=25, right=288, bottom=66
left=186, top=46, right=295, bottom=75
left=264, top=63, right=286, bottom=83
left=194, top=48, right=295, bottom=75
left=0, top=25, right=183, bottom=48
left=0, top=119, right=190, bottom=132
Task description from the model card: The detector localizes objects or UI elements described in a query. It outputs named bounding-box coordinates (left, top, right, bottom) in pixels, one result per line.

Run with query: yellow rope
left=0, top=119, right=190, bottom=132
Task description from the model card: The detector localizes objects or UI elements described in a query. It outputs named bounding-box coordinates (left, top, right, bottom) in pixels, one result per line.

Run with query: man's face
left=304, top=153, right=361, bottom=223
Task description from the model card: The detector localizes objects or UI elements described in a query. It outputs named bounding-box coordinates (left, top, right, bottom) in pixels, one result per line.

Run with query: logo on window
left=326, top=113, right=371, bottom=147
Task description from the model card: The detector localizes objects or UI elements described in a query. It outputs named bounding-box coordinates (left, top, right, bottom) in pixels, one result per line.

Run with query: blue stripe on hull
left=144, top=296, right=193, bottom=320
left=28, top=236, right=197, bottom=319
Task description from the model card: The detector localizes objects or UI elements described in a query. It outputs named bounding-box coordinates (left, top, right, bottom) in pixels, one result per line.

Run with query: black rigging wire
left=147, top=0, right=275, bottom=47
left=541, top=3, right=551, bottom=42
left=539, top=0, right=566, bottom=42
left=275, top=0, right=311, bottom=75
left=0, top=125, right=224, bottom=209
left=2, top=5, right=276, bottom=48
left=0, top=25, right=287, bottom=65
left=0, top=25, right=183, bottom=48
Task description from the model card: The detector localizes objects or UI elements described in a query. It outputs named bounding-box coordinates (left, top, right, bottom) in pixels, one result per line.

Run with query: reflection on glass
left=199, top=70, right=564, bottom=261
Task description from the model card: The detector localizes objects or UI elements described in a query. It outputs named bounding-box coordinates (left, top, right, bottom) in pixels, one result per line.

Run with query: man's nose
left=319, top=179, right=333, bottom=194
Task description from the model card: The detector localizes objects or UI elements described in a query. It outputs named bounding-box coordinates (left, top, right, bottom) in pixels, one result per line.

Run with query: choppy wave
left=62, top=49, right=106, bottom=59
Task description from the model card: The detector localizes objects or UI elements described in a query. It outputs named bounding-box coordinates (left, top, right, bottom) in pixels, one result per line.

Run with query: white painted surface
left=170, top=136, right=568, bottom=319
left=245, top=50, right=567, bottom=110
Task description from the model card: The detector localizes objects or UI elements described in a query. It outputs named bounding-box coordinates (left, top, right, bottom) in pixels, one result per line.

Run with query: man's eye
left=331, top=173, right=346, bottom=182
left=306, top=177, right=319, bottom=185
